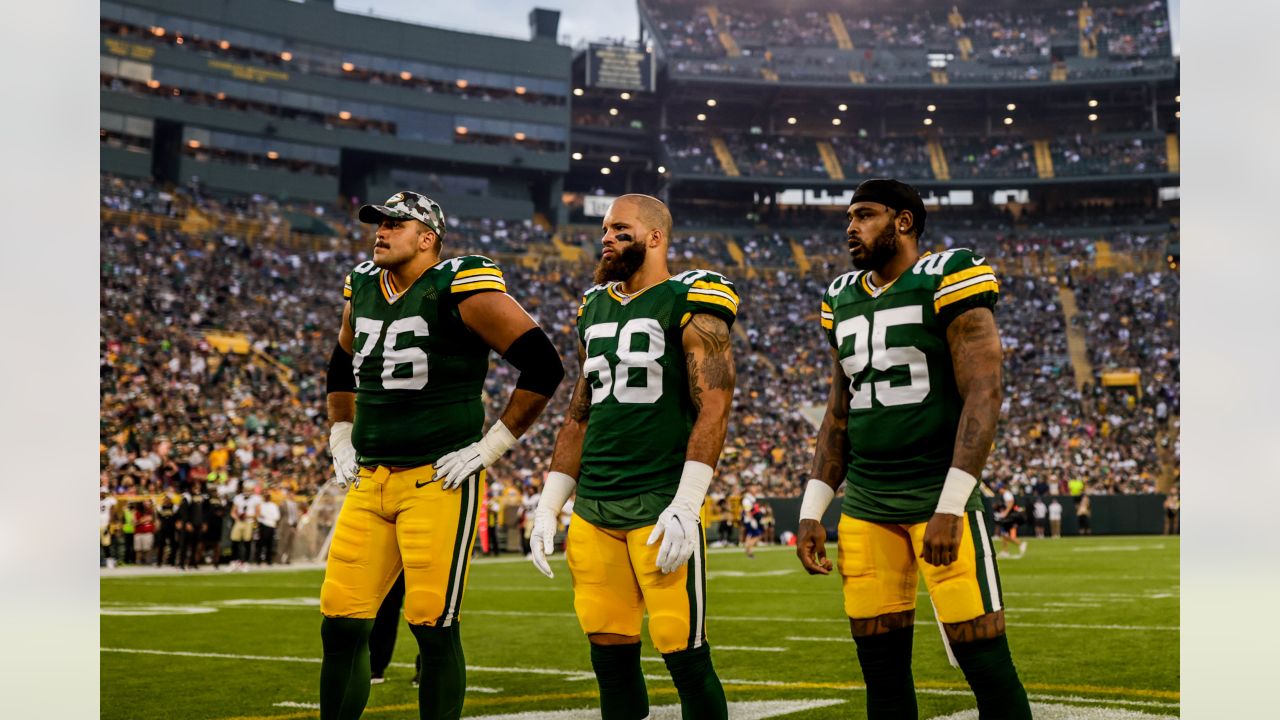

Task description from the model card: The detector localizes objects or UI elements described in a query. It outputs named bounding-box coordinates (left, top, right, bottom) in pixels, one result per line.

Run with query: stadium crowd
left=100, top=175, right=1178, bottom=564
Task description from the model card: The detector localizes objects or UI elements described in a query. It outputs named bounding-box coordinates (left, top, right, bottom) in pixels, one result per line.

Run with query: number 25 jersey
left=820, top=248, right=998, bottom=523
left=343, top=255, right=507, bottom=467
left=576, top=271, right=738, bottom=501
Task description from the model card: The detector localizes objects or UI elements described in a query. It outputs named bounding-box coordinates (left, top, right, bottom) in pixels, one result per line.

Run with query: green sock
left=663, top=644, right=728, bottom=720
left=853, top=626, right=917, bottom=719
left=589, top=642, right=649, bottom=720
left=410, top=623, right=466, bottom=720
left=951, top=634, right=1032, bottom=720
left=319, top=617, right=374, bottom=720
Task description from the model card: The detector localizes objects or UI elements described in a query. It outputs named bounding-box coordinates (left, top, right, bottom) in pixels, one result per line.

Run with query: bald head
left=613, top=194, right=672, bottom=243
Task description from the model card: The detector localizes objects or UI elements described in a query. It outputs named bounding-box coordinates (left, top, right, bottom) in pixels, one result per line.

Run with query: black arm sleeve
left=503, top=326, right=565, bottom=398
left=326, top=343, right=356, bottom=394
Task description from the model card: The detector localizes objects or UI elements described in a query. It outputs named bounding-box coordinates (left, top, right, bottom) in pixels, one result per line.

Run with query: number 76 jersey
left=820, top=248, right=998, bottom=524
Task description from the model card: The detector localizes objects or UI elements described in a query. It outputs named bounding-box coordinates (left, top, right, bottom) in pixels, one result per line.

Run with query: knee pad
left=929, top=574, right=984, bottom=624
left=574, top=587, right=643, bottom=638
left=648, top=610, right=692, bottom=655
left=403, top=587, right=448, bottom=626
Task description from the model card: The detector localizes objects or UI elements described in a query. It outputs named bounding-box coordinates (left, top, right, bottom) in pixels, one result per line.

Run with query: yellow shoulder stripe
left=692, top=279, right=740, bottom=302
left=455, top=266, right=505, bottom=280
left=451, top=280, right=507, bottom=294
left=934, top=281, right=999, bottom=312
left=941, top=264, right=995, bottom=288
left=686, top=292, right=738, bottom=314
left=820, top=317, right=833, bottom=330
left=821, top=301, right=832, bottom=313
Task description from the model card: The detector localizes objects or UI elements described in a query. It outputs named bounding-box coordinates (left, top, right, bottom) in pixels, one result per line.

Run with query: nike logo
left=481, top=260, right=497, bottom=268
left=972, top=257, right=986, bottom=265
left=415, top=477, right=439, bottom=489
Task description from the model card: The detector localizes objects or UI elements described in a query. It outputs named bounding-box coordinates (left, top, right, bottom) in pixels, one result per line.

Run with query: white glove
left=435, top=422, right=517, bottom=490
left=328, top=422, right=360, bottom=489
left=646, top=461, right=713, bottom=574
left=529, top=471, right=577, bottom=578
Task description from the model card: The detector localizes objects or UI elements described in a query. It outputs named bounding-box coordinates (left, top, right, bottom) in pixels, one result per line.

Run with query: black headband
left=850, top=178, right=927, bottom=235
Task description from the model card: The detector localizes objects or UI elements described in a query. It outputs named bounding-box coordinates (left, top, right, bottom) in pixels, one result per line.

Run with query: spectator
left=134, top=500, right=156, bottom=565
left=256, top=491, right=281, bottom=565
left=1048, top=497, right=1063, bottom=538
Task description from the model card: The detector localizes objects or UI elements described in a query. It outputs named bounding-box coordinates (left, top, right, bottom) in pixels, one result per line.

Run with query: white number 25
left=833, top=307, right=930, bottom=409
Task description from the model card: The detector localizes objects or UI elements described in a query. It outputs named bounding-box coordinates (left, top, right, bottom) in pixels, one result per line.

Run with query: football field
left=101, top=535, right=1179, bottom=719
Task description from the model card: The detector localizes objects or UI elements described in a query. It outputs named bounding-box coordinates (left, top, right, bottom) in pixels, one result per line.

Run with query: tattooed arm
left=548, top=344, right=591, bottom=479
left=920, top=306, right=1004, bottom=568
left=682, top=313, right=736, bottom=467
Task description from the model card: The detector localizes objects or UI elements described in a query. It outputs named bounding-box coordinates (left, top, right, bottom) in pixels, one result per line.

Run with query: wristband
left=935, top=467, right=978, bottom=516
left=537, top=471, right=578, bottom=516
left=476, top=421, right=518, bottom=465
left=799, top=479, right=836, bottom=521
left=673, top=461, right=714, bottom=512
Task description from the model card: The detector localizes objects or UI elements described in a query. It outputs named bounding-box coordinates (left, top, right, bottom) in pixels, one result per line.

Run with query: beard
left=593, top=241, right=647, bottom=284
left=850, top=222, right=900, bottom=271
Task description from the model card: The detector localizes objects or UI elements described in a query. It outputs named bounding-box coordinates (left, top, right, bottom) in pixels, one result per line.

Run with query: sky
left=336, top=0, right=1179, bottom=55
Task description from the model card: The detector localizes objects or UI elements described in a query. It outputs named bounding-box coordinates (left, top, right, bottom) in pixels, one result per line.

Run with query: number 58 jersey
left=343, top=255, right=507, bottom=468
left=576, top=270, right=738, bottom=501
left=820, top=248, right=998, bottom=523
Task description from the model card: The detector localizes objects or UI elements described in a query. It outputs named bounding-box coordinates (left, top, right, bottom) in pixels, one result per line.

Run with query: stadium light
left=786, top=117, right=797, bottom=125
left=706, top=99, right=717, bottom=107
left=187, top=140, right=200, bottom=148
left=516, top=86, right=527, bottom=94
left=657, top=165, right=667, bottom=173
left=175, top=36, right=184, bottom=45
left=600, top=167, right=611, bottom=175
left=280, top=52, right=293, bottom=62
left=1003, top=117, right=1013, bottom=125
left=455, top=126, right=468, bottom=135
left=1006, top=103, right=1016, bottom=111
left=514, top=132, right=526, bottom=141
left=571, top=152, right=583, bottom=160
left=338, top=111, right=352, bottom=120
left=610, top=155, right=621, bottom=163
left=573, top=88, right=584, bottom=96
left=923, top=118, right=933, bottom=126
left=1088, top=99, right=1098, bottom=107
left=456, top=79, right=468, bottom=88
left=147, top=80, right=161, bottom=89
left=620, top=92, right=631, bottom=100
left=400, top=71, right=413, bottom=81
left=266, top=151, right=279, bottom=160
left=609, top=108, right=619, bottom=116
left=218, top=40, right=230, bottom=50
left=697, top=113, right=707, bottom=121
left=215, top=91, right=226, bottom=100
left=152, top=26, right=165, bottom=37
left=927, top=104, right=937, bottom=112
left=1088, top=113, right=1098, bottom=122
left=838, top=103, right=848, bottom=112
left=342, top=62, right=355, bottom=72
left=832, top=118, right=842, bottom=126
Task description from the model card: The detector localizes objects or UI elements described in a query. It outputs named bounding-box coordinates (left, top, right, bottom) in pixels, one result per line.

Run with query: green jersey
left=820, top=248, right=999, bottom=523
left=575, top=270, right=739, bottom=507
left=343, top=255, right=507, bottom=467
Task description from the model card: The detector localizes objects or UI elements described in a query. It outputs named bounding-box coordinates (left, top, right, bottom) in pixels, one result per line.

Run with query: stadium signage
left=586, top=44, right=654, bottom=92
left=207, top=59, right=289, bottom=84
left=103, top=38, right=155, bottom=62
left=583, top=194, right=618, bottom=217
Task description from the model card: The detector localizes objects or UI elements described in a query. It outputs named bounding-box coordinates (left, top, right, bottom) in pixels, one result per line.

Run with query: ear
left=650, top=229, right=663, bottom=247
left=896, top=210, right=915, bottom=234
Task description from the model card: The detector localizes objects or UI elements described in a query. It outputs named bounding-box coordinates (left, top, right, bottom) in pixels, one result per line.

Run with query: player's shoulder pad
left=673, top=268, right=739, bottom=319
left=928, top=248, right=1000, bottom=315
left=344, top=260, right=382, bottom=298
left=577, top=283, right=609, bottom=317
left=436, top=255, right=507, bottom=295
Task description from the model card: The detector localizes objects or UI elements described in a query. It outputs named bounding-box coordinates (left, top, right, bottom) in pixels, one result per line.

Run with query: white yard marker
left=461, top=699, right=845, bottom=720
left=929, top=701, right=1176, bottom=718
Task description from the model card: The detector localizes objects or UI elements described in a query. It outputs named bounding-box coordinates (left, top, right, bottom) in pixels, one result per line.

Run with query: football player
left=319, top=191, right=564, bottom=720
left=796, top=179, right=1032, bottom=718
left=528, top=194, right=735, bottom=720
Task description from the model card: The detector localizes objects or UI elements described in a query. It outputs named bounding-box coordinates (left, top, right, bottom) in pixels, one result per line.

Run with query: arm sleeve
left=934, top=249, right=1000, bottom=327
left=682, top=271, right=739, bottom=329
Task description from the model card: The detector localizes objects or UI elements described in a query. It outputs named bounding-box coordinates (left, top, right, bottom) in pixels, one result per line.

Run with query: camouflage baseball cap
left=358, top=190, right=446, bottom=236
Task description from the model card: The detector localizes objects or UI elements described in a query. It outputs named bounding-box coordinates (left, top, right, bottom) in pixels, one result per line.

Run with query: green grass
left=101, top=535, right=1179, bottom=719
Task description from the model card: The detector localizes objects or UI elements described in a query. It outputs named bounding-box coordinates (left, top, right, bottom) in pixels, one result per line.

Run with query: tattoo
left=689, top=314, right=731, bottom=354
left=850, top=609, right=915, bottom=638
left=690, top=314, right=734, bottom=391
left=947, top=307, right=1003, bottom=478
left=944, top=610, right=1006, bottom=643
left=685, top=351, right=704, bottom=412
left=959, top=416, right=983, bottom=450
left=568, top=377, right=591, bottom=422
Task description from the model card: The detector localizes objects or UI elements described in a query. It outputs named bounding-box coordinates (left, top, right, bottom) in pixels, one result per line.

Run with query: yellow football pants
left=320, top=465, right=483, bottom=626
left=837, top=512, right=1003, bottom=624
left=566, top=515, right=708, bottom=655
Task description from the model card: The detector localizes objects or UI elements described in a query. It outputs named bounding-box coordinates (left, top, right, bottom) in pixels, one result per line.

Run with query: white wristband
left=476, top=421, right=518, bottom=465
left=935, top=467, right=978, bottom=516
left=799, top=479, right=836, bottom=522
left=536, top=471, right=577, bottom=516
left=673, top=461, right=714, bottom=512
